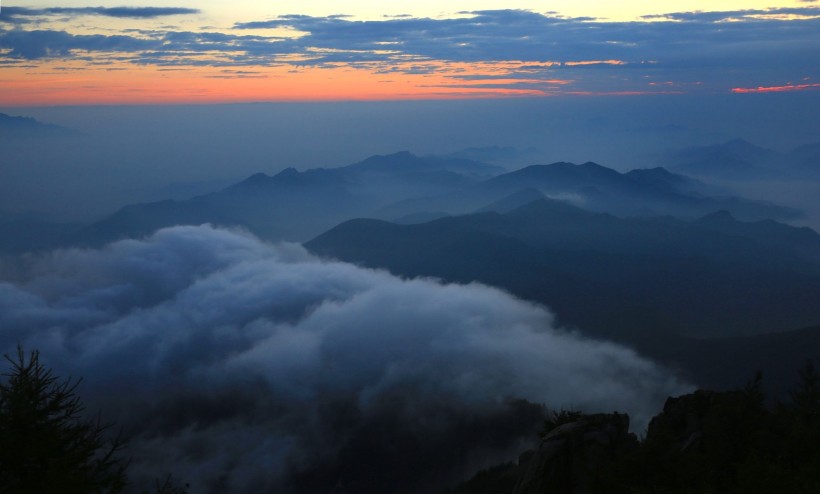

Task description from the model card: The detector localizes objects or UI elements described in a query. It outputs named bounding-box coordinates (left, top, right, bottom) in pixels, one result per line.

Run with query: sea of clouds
left=0, top=225, right=690, bottom=492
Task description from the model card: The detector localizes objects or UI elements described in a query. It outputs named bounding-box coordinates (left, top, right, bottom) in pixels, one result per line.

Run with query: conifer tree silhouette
left=0, top=347, right=127, bottom=494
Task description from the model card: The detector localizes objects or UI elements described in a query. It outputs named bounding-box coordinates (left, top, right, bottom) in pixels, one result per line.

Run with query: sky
left=1, top=0, right=819, bottom=105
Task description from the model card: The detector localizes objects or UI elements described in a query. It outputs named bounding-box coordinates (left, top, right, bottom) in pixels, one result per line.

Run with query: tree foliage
left=0, top=347, right=127, bottom=494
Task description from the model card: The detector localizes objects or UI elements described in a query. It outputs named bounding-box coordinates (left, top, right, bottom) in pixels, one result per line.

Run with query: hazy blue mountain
left=785, top=141, right=820, bottom=174
left=669, top=138, right=820, bottom=180
left=0, top=113, right=76, bottom=138
left=141, top=178, right=239, bottom=202
left=476, top=188, right=546, bottom=214
left=484, top=161, right=627, bottom=192
left=76, top=169, right=368, bottom=245
left=623, top=166, right=708, bottom=195
left=73, top=152, right=494, bottom=245
left=392, top=211, right=451, bottom=224
left=379, top=161, right=799, bottom=221
left=307, top=202, right=820, bottom=394
left=307, top=199, right=820, bottom=340
left=445, top=145, right=541, bottom=166
left=348, top=150, right=504, bottom=178
left=481, top=161, right=800, bottom=220
left=670, top=138, right=778, bottom=179
left=70, top=152, right=802, bottom=249
left=694, top=209, right=820, bottom=264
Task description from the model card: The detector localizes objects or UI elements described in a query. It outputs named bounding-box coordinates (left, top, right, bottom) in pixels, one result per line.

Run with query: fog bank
left=0, top=225, right=690, bottom=492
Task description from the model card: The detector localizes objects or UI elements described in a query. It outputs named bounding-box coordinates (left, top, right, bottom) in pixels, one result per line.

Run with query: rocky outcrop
left=511, top=413, right=638, bottom=494
left=453, top=374, right=820, bottom=494
left=644, top=389, right=746, bottom=455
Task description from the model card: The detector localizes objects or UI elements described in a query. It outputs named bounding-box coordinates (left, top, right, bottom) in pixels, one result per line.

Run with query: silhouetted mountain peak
left=447, top=145, right=538, bottom=164
left=226, top=172, right=278, bottom=191
left=694, top=209, right=820, bottom=249
left=695, top=138, right=774, bottom=158
left=697, top=209, right=736, bottom=224
left=487, top=161, right=629, bottom=195
left=0, top=113, right=41, bottom=129
left=0, top=112, right=76, bottom=138
left=347, top=151, right=503, bottom=179
left=526, top=162, right=573, bottom=171
left=786, top=141, right=820, bottom=169
left=476, top=188, right=546, bottom=214
left=790, top=141, right=820, bottom=155
left=626, top=167, right=676, bottom=180
left=680, top=138, right=778, bottom=162
left=520, top=161, right=618, bottom=179
left=496, top=162, right=573, bottom=180
left=506, top=197, right=604, bottom=221
left=349, top=151, right=422, bottom=172
left=264, top=166, right=346, bottom=187
left=244, top=171, right=275, bottom=183
left=724, top=137, right=755, bottom=148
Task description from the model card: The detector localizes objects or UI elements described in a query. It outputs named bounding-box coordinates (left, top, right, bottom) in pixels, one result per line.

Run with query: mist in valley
left=4, top=93, right=819, bottom=224
left=2, top=93, right=820, bottom=492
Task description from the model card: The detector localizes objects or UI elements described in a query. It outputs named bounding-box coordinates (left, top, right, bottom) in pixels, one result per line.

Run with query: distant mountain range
left=3, top=146, right=820, bottom=398
left=0, top=113, right=76, bottom=138
left=307, top=199, right=820, bottom=339
left=64, top=152, right=800, bottom=248
left=444, top=145, right=541, bottom=166
left=667, top=138, right=820, bottom=180
left=69, top=151, right=501, bottom=246
left=306, top=201, right=820, bottom=392
left=380, top=160, right=799, bottom=221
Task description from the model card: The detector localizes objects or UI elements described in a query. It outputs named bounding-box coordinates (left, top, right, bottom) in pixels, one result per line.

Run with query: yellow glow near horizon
left=8, top=0, right=816, bottom=24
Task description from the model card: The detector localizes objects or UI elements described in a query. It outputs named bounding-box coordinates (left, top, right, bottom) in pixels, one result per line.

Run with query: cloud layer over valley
left=0, top=225, right=689, bottom=492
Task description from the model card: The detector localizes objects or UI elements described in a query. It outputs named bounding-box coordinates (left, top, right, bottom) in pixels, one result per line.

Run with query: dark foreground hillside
left=451, top=366, right=820, bottom=494
left=4, top=346, right=818, bottom=494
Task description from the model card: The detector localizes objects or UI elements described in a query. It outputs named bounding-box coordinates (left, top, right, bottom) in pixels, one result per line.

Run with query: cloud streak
left=1, top=8, right=818, bottom=96
left=0, top=225, right=689, bottom=493
left=0, top=6, right=200, bottom=23
left=230, top=9, right=820, bottom=70
left=0, top=29, right=160, bottom=59
left=732, top=82, right=820, bottom=93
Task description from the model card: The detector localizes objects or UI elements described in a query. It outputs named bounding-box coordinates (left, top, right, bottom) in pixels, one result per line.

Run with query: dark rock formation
left=452, top=370, right=820, bottom=493
left=511, top=413, right=638, bottom=494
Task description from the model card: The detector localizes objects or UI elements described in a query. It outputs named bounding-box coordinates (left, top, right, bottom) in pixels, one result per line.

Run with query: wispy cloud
left=0, top=6, right=200, bottom=23
left=229, top=8, right=820, bottom=68
left=0, top=29, right=159, bottom=59
left=732, top=82, right=820, bottom=93
left=641, top=6, right=820, bottom=21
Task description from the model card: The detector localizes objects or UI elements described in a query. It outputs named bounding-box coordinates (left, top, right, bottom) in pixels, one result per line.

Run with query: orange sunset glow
left=731, top=83, right=820, bottom=94
left=0, top=3, right=817, bottom=106
left=1, top=60, right=578, bottom=106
